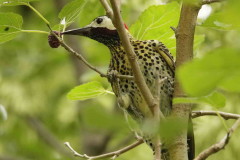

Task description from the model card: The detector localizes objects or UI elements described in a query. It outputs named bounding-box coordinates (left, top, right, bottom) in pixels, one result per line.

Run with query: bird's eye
left=96, top=18, right=103, bottom=24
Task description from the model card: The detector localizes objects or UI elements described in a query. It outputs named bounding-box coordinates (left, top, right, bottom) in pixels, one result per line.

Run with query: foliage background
left=0, top=0, right=240, bottom=160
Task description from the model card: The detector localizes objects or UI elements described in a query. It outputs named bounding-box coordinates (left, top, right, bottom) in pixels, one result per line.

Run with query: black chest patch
left=89, top=27, right=120, bottom=46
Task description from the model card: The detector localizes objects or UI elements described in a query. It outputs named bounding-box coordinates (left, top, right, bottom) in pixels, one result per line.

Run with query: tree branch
left=24, top=115, right=73, bottom=158
left=105, top=2, right=165, bottom=158
left=169, top=3, right=201, bottom=160
left=108, top=0, right=164, bottom=118
left=64, top=139, right=144, bottom=159
left=100, top=0, right=114, bottom=20
left=194, top=118, right=240, bottom=160
left=50, top=31, right=134, bottom=80
left=192, top=111, right=240, bottom=120
left=0, top=155, right=28, bottom=160
left=152, top=76, right=164, bottom=160
left=202, top=0, right=225, bottom=5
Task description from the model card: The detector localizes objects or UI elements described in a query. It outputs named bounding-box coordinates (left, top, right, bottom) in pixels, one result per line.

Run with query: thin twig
left=192, top=111, right=240, bottom=120
left=64, top=139, right=144, bottom=159
left=170, top=26, right=177, bottom=34
left=114, top=74, right=134, bottom=80
left=100, top=0, right=114, bottom=20
left=25, top=115, right=72, bottom=158
left=202, top=0, right=224, bottom=5
left=59, top=38, right=107, bottom=77
left=153, top=76, right=162, bottom=160
left=194, top=118, right=240, bottom=160
left=50, top=31, right=133, bottom=80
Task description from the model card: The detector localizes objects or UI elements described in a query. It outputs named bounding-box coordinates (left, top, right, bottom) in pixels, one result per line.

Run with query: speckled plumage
left=107, top=38, right=174, bottom=121
left=106, top=34, right=175, bottom=160
left=62, top=16, right=176, bottom=159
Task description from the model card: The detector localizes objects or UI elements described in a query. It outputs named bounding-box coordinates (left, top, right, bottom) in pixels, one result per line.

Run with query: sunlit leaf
left=159, top=118, right=185, bottom=141
left=0, top=0, right=38, bottom=6
left=0, top=12, right=23, bottom=44
left=0, top=104, right=8, bottom=121
left=202, top=12, right=239, bottom=30
left=130, top=3, right=180, bottom=55
left=82, top=105, right=127, bottom=131
left=177, top=47, right=240, bottom=96
left=194, top=35, right=205, bottom=51
left=67, top=81, right=112, bottom=101
left=220, top=72, right=240, bottom=92
left=58, top=0, right=87, bottom=27
left=201, top=0, right=240, bottom=30
left=142, top=117, right=185, bottom=141
left=173, top=92, right=226, bottom=108
left=77, top=0, right=104, bottom=27
left=51, top=24, right=64, bottom=31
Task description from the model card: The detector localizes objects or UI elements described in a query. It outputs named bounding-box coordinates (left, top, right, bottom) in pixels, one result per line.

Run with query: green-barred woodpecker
left=62, top=15, right=194, bottom=160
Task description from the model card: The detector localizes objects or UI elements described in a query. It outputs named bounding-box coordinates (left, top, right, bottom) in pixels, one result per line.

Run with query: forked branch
left=194, top=118, right=240, bottom=160
left=202, top=0, right=225, bottom=5
left=64, top=139, right=144, bottom=159
left=192, top=111, right=240, bottom=120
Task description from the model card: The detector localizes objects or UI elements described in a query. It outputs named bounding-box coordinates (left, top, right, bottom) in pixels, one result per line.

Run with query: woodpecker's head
left=62, top=16, right=128, bottom=46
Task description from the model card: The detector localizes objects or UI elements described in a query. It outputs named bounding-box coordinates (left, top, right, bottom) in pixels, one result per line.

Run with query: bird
left=62, top=15, right=194, bottom=160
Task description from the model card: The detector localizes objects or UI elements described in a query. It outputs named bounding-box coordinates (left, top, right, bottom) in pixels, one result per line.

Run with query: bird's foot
left=107, top=70, right=119, bottom=82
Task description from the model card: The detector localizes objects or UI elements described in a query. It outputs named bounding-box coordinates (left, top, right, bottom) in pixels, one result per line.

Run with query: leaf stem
left=21, top=30, right=49, bottom=34
left=215, top=109, right=229, bottom=131
left=26, top=3, right=50, bottom=25
left=105, top=90, right=115, bottom=95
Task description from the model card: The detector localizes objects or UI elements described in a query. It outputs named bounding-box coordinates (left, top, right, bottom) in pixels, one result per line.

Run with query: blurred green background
left=0, top=0, right=240, bottom=160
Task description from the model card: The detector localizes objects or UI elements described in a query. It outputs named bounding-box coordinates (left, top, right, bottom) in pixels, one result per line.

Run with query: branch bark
left=194, top=118, right=240, bottom=160
left=108, top=0, right=164, bottom=118
left=50, top=31, right=133, bottom=80
left=25, top=115, right=73, bottom=158
left=64, top=139, right=144, bottom=159
left=192, top=111, right=240, bottom=120
left=100, top=0, right=114, bottom=20
left=169, top=3, right=201, bottom=160
left=202, top=0, right=225, bottom=5
left=107, top=1, right=164, bottom=158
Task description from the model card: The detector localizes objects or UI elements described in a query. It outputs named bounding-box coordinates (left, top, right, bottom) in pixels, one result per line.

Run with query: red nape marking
left=124, top=23, right=129, bottom=30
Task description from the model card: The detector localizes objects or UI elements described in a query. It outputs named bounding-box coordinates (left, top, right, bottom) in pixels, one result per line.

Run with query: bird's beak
left=61, top=26, right=91, bottom=36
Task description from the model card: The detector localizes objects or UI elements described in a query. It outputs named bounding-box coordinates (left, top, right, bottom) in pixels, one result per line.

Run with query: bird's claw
left=107, top=70, right=119, bottom=82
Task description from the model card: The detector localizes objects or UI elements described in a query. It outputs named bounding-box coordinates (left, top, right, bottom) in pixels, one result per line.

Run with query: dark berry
left=48, top=31, right=61, bottom=48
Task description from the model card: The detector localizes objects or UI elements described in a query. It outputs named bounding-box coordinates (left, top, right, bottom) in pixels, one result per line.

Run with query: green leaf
left=130, top=3, right=204, bottom=55
left=194, top=35, right=205, bottom=51
left=0, top=12, right=23, bottom=44
left=82, top=105, right=127, bottom=131
left=58, top=0, right=87, bottom=27
left=201, top=0, right=240, bottom=30
left=0, top=104, right=8, bottom=121
left=76, top=0, right=104, bottom=27
left=177, top=47, right=240, bottom=96
left=0, top=0, right=38, bottom=6
left=67, top=81, right=111, bottom=101
left=159, top=117, right=185, bottom=141
left=130, top=3, right=180, bottom=55
left=220, top=72, right=240, bottom=92
left=173, top=92, right=226, bottom=108
left=202, top=12, right=239, bottom=30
